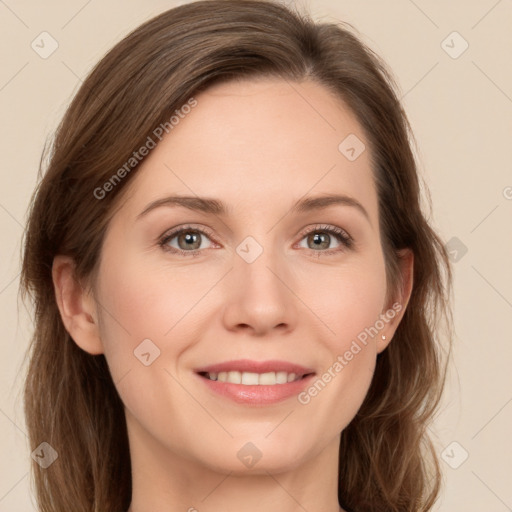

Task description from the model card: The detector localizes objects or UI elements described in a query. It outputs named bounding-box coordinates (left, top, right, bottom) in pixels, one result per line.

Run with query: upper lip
left=194, top=359, right=316, bottom=377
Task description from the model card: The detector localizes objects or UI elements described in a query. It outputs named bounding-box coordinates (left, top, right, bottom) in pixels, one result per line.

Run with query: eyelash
left=158, top=223, right=354, bottom=258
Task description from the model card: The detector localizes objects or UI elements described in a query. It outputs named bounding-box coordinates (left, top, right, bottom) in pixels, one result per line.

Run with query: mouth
left=193, top=359, right=316, bottom=405
left=197, top=370, right=315, bottom=385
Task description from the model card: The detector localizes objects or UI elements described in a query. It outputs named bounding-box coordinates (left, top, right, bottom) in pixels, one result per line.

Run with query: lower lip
left=196, top=373, right=315, bottom=405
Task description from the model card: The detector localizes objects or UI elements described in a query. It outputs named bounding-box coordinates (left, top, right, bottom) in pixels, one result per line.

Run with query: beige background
left=1, top=0, right=511, bottom=510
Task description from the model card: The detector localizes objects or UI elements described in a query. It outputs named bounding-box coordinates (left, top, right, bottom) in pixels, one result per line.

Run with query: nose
left=221, top=242, right=298, bottom=337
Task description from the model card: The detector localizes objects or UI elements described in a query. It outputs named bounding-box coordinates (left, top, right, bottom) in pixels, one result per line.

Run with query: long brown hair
left=20, top=1, right=453, bottom=510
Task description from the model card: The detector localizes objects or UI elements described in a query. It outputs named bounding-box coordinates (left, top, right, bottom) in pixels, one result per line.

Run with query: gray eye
left=298, top=231, right=342, bottom=251
left=165, top=230, right=213, bottom=251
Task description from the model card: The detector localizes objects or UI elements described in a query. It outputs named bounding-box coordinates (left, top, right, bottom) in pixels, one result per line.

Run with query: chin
left=198, top=436, right=310, bottom=475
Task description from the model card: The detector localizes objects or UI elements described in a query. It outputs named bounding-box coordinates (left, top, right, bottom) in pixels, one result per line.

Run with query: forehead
left=116, top=77, right=378, bottom=223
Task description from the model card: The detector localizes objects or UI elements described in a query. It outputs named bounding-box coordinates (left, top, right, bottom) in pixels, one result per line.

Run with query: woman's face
left=87, top=78, right=406, bottom=474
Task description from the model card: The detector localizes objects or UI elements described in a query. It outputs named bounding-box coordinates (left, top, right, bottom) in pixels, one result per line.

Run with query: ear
left=377, top=248, right=414, bottom=354
left=52, top=255, right=104, bottom=355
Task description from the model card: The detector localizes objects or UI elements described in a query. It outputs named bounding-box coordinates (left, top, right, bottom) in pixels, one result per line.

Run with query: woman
left=20, top=1, right=453, bottom=511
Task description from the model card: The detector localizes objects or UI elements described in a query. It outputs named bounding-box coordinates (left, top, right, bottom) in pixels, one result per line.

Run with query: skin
left=53, top=77, right=413, bottom=512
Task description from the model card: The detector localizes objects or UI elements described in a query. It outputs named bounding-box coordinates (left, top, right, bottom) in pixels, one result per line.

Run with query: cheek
left=96, top=255, right=205, bottom=344
left=94, top=252, right=225, bottom=388
left=297, top=253, right=388, bottom=349
left=330, top=273, right=386, bottom=350
left=93, top=258, right=206, bottom=439
left=293, top=255, right=387, bottom=415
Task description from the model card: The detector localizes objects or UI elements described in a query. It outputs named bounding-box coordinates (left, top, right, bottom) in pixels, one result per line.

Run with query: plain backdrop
left=1, top=0, right=511, bottom=510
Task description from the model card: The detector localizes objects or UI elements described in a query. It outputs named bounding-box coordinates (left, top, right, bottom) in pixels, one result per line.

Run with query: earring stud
left=381, top=335, right=386, bottom=340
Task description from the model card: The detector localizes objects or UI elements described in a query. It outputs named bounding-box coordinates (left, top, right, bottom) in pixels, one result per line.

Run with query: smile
left=199, top=370, right=310, bottom=385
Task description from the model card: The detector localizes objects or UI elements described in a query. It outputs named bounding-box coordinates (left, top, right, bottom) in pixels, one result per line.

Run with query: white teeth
left=241, top=372, right=259, bottom=385
left=228, top=371, right=242, bottom=384
left=258, top=372, right=277, bottom=385
left=208, top=371, right=303, bottom=385
left=276, top=371, right=288, bottom=384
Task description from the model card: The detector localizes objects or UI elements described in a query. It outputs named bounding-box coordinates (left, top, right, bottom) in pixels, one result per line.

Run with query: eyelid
left=296, top=223, right=352, bottom=243
left=160, top=223, right=217, bottom=241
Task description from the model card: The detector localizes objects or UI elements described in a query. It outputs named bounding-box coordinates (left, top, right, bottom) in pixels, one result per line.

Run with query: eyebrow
left=136, top=193, right=370, bottom=223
